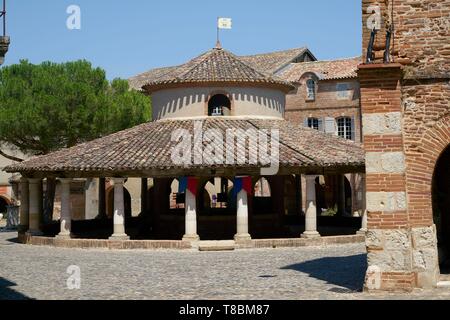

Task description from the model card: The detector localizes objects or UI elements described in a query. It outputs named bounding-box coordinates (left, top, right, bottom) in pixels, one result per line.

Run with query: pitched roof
left=129, top=47, right=312, bottom=91
left=5, top=118, right=365, bottom=176
left=277, top=57, right=362, bottom=82
left=139, top=47, right=294, bottom=93
left=239, top=47, right=311, bottom=74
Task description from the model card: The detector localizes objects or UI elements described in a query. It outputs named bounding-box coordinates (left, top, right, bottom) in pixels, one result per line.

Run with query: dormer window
left=208, top=94, right=231, bottom=116
left=306, top=79, right=316, bottom=101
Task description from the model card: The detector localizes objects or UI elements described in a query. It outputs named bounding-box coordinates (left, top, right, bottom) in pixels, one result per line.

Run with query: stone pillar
left=337, top=175, right=346, bottom=216
left=183, top=189, right=200, bottom=242
left=27, top=178, right=43, bottom=236
left=141, top=178, right=148, bottom=214
left=234, top=189, right=251, bottom=242
left=98, top=178, right=106, bottom=219
left=357, top=210, right=368, bottom=235
left=56, top=179, right=72, bottom=239
left=359, top=63, right=439, bottom=290
left=84, top=178, right=99, bottom=220
left=109, top=178, right=129, bottom=240
left=302, top=175, right=320, bottom=239
left=18, top=178, right=29, bottom=233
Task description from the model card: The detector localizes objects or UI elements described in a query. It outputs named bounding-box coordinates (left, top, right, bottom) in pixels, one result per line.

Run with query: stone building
left=360, top=0, right=449, bottom=291
left=5, top=46, right=365, bottom=244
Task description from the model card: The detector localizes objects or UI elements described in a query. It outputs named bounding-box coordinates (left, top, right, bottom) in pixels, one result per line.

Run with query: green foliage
left=321, top=204, right=338, bottom=217
left=0, top=60, right=151, bottom=155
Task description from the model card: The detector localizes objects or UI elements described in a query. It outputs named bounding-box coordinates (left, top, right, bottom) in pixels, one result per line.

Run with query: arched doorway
left=106, top=187, right=132, bottom=219
left=0, top=196, right=10, bottom=214
left=432, top=145, right=450, bottom=273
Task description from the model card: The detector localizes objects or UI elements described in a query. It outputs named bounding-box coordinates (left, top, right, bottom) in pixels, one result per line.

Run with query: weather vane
left=0, top=0, right=9, bottom=65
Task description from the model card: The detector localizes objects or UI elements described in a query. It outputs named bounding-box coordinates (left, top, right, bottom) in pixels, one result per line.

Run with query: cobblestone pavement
left=1, top=231, right=449, bottom=300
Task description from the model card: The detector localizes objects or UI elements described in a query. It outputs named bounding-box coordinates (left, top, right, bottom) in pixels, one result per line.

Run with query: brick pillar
left=359, top=64, right=439, bottom=291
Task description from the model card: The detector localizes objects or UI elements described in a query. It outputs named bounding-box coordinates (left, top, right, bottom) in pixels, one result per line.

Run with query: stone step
left=437, top=281, right=450, bottom=288
left=198, top=240, right=236, bottom=252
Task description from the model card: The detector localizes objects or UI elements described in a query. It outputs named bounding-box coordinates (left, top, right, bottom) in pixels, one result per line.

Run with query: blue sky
left=5, top=0, right=362, bottom=80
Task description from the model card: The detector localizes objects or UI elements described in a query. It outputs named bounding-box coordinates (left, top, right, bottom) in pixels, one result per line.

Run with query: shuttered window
left=307, top=118, right=319, bottom=130
left=337, top=117, right=353, bottom=140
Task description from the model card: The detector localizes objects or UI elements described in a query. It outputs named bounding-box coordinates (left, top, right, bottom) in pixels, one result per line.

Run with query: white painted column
left=358, top=210, right=368, bottom=235
left=56, top=178, right=72, bottom=239
left=302, top=175, right=320, bottom=238
left=109, top=178, right=130, bottom=240
left=19, top=177, right=29, bottom=233
left=234, top=189, right=251, bottom=241
left=27, top=178, right=43, bottom=236
left=183, top=189, right=200, bottom=242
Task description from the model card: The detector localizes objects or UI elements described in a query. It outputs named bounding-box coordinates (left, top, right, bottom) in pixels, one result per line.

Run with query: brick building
left=360, top=0, right=449, bottom=291
left=282, top=57, right=366, bottom=218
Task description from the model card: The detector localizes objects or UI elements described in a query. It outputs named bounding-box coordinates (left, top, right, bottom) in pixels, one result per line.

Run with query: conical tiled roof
left=142, top=47, right=295, bottom=93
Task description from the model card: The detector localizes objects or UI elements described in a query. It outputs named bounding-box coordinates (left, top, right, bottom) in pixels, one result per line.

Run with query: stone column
left=109, top=178, right=129, bottom=240
left=98, top=178, right=106, bottom=219
left=141, top=178, right=148, bottom=214
left=337, top=175, right=346, bottom=216
left=357, top=210, right=368, bottom=235
left=234, top=188, right=251, bottom=241
left=56, top=179, right=72, bottom=239
left=182, top=189, right=200, bottom=242
left=18, top=178, right=29, bottom=233
left=302, top=175, right=320, bottom=238
left=27, top=178, right=43, bottom=236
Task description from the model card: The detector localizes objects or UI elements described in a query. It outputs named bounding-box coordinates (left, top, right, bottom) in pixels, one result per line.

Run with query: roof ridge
left=241, top=46, right=307, bottom=58
left=220, top=48, right=273, bottom=79
left=296, top=56, right=362, bottom=64
left=173, top=49, right=217, bottom=80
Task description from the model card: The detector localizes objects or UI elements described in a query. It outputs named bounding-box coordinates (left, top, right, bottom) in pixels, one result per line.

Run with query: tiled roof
left=5, top=118, right=365, bottom=175
left=240, top=47, right=310, bottom=74
left=129, top=47, right=310, bottom=91
left=139, top=48, right=294, bottom=92
left=277, top=57, right=362, bottom=82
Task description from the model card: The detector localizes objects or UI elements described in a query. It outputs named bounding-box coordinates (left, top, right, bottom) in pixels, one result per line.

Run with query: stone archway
left=432, top=144, right=450, bottom=273
left=0, top=195, right=11, bottom=214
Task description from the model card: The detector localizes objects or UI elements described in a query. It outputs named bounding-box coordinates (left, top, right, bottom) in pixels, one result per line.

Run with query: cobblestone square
left=0, top=231, right=449, bottom=300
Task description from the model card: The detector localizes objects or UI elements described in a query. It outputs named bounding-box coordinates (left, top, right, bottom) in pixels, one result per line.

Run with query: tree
left=0, top=60, right=151, bottom=222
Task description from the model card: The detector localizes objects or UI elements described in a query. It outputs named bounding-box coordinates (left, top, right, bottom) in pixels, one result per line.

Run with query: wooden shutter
left=351, top=116, right=356, bottom=141
left=324, top=117, right=336, bottom=135
left=318, top=118, right=324, bottom=132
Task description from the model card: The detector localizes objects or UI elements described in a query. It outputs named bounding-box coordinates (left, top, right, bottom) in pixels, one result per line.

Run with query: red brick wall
left=402, top=81, right=450, bottom=228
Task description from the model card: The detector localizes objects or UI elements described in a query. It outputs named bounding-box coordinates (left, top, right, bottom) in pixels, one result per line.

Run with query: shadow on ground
left=0, top=277, right=32, bottom=300
left=281, top=254, right=367, bottom=291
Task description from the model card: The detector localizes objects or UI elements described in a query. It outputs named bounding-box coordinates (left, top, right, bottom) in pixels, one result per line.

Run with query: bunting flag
left=233, top=176, right=252, bottom=196
left=179, top=177, right=198, bottom=196
left=187, top=177, right=198, bottom=196
left=178, top=177, right=187, bottom=194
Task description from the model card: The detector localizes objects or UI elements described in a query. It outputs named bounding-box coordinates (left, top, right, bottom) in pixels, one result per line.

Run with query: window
left=306, top=79, right=316, bottom=100
left=307, top=118, right=319, bottom=130
left=337, top=117, right=352, bottom=140
left=336, top=83, right=350, bottom=99
left=208, top=94, right=231, bottom=116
